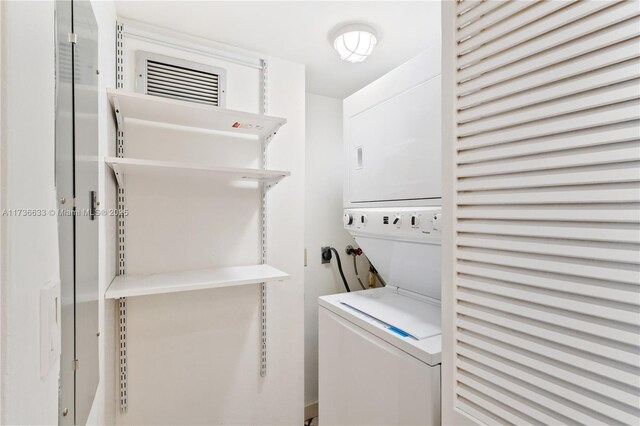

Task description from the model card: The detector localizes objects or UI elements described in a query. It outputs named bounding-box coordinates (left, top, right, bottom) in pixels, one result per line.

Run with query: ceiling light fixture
left=332, top=24, right=378, bottom=63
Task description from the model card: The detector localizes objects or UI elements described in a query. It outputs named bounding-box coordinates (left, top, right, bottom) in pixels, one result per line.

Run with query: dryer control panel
left=344, top=207, right=442, bottom=243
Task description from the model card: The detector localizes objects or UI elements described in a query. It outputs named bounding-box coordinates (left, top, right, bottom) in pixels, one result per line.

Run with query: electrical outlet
left=321, top=246, right=332, bottom=264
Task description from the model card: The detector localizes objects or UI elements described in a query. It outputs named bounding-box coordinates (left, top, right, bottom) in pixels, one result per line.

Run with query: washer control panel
left=344, top=207, right=442, bottom=241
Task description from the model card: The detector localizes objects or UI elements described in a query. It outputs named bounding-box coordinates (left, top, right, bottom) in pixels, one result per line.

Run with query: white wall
left=0, top=5, right=305, bottom=426
left=87, top=1, right=117, bottom=425
left=303, top=93, right=369, bottom=409
left=0, top=1, right=60, bottom=424
left=0, top=0, right=3, bottom=412
left=261, top=56, right=306, bottom=425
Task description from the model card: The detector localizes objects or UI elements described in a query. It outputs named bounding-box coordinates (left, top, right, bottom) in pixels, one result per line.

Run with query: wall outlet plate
left=40, top=280, right=61, bottom=378
left=321, top=247, right=332, bottom=264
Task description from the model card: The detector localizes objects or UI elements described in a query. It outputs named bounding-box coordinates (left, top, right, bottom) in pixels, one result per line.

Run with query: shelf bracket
left=110, top=162, right=125, bottom=188
left=112, top=96, right=124, bottom=129
left=263, top=125, right=281, bottom=147
left=263, top=179, right=280, bottom=191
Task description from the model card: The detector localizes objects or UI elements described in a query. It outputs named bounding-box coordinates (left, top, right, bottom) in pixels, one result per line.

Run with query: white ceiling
left=115, top=1, right=441, bottom=99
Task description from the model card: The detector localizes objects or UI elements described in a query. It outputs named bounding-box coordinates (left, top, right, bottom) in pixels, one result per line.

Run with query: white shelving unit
left=105, top=89, right=291, bottom=297
left=105, top=265, right=289, bottom=299
left=107, top=88, right=286, bottom=138
left=108, top=38, right=287, bottom=412
left=104, top=157, right=290, bottom=187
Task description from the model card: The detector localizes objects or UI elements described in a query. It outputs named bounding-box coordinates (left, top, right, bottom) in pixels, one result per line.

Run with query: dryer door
left=346, top=75, right=441, bottom=203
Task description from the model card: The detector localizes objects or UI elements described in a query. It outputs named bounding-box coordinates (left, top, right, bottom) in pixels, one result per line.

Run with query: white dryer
left=319, top=206, right=442, bottom=425
left=343, top=46, right=441, bottom=208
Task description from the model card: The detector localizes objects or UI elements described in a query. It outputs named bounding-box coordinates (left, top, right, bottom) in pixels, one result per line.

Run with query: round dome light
left=332, top=24, right=378, bottom=63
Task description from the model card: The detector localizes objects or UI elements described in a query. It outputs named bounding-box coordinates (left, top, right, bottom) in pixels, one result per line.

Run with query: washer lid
left=340, top=288, right=441, bottom=340
left=344, top=206, right=442, bottom=301
left=354, top=234, right=441, bottom=300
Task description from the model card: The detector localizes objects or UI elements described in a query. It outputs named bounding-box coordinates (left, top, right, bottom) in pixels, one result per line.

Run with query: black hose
left=329, top=247, right=351, bottom=292
left=352, top=255, right=366, bottom=290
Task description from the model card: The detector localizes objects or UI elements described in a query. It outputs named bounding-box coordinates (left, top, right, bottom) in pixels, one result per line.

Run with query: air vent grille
left=136, top=52, right=226, bottom=107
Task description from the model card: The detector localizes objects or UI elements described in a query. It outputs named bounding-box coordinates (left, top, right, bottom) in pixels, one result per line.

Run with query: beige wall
left=0, top=1, right=60, bottom=423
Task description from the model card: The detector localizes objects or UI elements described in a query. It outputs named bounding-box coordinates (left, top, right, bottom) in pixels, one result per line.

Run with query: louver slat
left=457, top=357, right=639, bottom=425
left=457, top=1, right=537, bottom=44
left=458, top=162, right=640, bottom=190
left=458, top=101, right=640, bottom=149
left=456, top=338, right=640, bottom=408
left=457, top=17, right=640, bottom=94
left=458, top=38, right=640, bottom=107
left=457, top=141, right=640, bottom=176
left=456, top=286, right=639, bottom=345
left=458, top=81, right=640, bottom=135
left=456, top=1, right=509, bottom=30
left=457, top=1, right=619, bottom=67
left=146, top=73, right=219, bottom=93
left=456, top=247, right=640, bottom=284
left=457, top=121, right=640, bottom=163
left=458, top=60, right=640, bottom=122
left=449, top=2, right=640, bottom=424
left=457, top=4, right=640, bottom=82
left=456, top=220, right=640, bottom=243
left=457, top=373, right=566, bottom=425
left=456, top=261, right=639, bottom=305
left=456, top=204, right=640, bottom=223
left=456, top=318, right=639, bottom=388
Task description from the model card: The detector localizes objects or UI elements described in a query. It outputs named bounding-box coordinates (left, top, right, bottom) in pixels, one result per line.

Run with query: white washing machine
left=319, top=206, right=442, bottom=425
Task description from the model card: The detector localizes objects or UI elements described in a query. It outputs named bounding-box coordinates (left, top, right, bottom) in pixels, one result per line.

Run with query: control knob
left=343, top=212, right=354, bottom=226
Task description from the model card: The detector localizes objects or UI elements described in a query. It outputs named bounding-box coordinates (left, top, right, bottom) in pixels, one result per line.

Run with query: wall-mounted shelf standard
left=104, top=157, right=290, bottom=187
left=107, top=89, right=286, bottom=139
left=105, top=264, right=290, bottom=299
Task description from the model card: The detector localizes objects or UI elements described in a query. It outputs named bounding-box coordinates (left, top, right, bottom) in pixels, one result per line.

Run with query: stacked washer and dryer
left=319, top=47, right=442, bottom=425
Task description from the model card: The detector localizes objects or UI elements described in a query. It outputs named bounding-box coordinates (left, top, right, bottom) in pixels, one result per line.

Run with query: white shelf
left=105, top=264, right=290, bottom=299
left=108, top=89, right=286, bottom=138
left=105, top=157, right=290, bottom=187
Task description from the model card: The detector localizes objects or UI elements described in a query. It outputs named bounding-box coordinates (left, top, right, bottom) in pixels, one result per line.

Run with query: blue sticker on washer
left=387, top=326, right=410, bottom=337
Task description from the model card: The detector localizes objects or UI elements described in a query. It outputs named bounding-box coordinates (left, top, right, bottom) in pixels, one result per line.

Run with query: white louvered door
left=441, top=1, right=640, bottom=425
